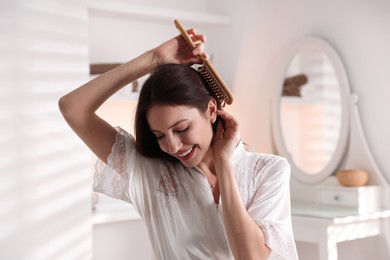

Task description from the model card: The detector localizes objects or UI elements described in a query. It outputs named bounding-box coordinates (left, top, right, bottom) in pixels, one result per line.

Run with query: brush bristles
left=198, top=66, right=231, bottom=107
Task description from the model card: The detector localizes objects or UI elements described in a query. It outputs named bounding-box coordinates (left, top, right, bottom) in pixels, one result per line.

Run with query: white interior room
left=1, top=0, right=390, bottom=259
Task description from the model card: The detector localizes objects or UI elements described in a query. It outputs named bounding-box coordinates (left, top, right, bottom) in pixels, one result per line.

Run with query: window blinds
left=0, top=1, right=92, bottom=259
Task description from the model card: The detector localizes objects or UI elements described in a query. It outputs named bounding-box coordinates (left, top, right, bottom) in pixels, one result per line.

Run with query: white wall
left=0, top=1, right=92, bottom=259
left=88, top=1, right=212, bottom=65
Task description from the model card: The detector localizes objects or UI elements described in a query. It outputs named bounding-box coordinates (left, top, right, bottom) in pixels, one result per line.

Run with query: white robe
left=94, top=127, right=299, bottom=260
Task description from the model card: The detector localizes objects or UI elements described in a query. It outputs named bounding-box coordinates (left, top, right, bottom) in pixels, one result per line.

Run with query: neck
left=197, top=147, right=216, bottom=176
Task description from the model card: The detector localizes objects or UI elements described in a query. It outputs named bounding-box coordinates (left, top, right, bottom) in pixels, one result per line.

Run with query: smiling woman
left=59, top=21, right=298, bottom=260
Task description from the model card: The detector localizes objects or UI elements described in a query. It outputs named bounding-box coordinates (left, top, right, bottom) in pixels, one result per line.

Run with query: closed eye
left=154, top=133, right=164, bottom=140
left=153, top=126, right=189, bottom=140
left=175, top=127, right=189, bottom=133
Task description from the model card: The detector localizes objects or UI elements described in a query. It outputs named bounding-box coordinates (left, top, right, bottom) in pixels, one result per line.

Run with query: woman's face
left=146, top=102, right=217, bottom=167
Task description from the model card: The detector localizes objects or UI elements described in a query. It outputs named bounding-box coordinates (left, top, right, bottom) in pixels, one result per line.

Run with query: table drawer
left=319, top=189, right=357, bottom=206
left=317, top=185, right=381, bottom=213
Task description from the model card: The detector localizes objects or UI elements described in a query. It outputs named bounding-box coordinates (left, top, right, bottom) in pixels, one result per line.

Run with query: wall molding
left=88, top=0, right=230, bottom=26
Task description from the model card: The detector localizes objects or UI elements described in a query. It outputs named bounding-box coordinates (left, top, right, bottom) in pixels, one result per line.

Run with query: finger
left=183, top=58, right=200, bottom=65
left=187, top=28, right=205, bottom=41
left=187, top=28, right=196, bottom=35
left=193, top=43, right=204, bottom=56
left=186, top=29, right=205, bottom=44
left=192, top=52, right=209, bottom=60
left=214, top=120, right=224, bottom=140
left=200, top=52, right=209, bottom=60
left=216, top=110, right=239, bottom=130
left=191, top=34, right=206, bottom=43
left=216, top=110, right=235, bottom=121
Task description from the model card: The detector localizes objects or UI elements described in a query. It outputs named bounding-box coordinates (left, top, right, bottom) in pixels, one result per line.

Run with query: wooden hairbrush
left=174, top=19, right=233, bottom=106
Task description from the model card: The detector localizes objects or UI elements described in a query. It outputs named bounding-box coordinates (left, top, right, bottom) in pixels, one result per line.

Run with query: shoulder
left=254, top=153, right=290, bottom=174
left=113, top=127, right=164, bottom=168
left=115, top=127, right=136, bottom=147
left=243, top=151, right=291, bottom=183
left=233, top=151, right=291, bottom=208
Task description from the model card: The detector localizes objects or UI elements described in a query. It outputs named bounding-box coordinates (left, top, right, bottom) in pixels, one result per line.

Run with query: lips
left=176, top=146, right=195, bottom=161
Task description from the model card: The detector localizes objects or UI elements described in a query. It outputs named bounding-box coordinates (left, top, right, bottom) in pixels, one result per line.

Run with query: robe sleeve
left=247, top=156, right=299, bottom=260
left=93, top=127, right=136, bottom=204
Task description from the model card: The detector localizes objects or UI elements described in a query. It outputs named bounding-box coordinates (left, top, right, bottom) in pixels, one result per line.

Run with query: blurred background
left=1, top=0, right=389, bottom=259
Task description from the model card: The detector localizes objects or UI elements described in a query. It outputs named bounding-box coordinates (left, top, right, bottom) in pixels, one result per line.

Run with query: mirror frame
left=272, top=37, right=351, bottom=184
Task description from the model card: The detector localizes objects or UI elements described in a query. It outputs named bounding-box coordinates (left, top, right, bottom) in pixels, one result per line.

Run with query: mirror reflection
left=280, top=47, right=342, bottom=175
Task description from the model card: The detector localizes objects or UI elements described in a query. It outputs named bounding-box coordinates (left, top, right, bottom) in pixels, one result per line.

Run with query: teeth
left=178, top=147, right=193, bottom=157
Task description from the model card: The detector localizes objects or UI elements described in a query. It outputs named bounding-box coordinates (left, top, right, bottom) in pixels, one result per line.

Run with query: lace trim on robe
left=93, top=127, right=134, bottom=203
left=258, top=220, right=297, bottom=259
left=156, top=162, right=192, bottom=208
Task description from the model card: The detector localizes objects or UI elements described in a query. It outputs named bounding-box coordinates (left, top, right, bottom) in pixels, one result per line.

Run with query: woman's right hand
left=153, top=28, right=207, bottom=66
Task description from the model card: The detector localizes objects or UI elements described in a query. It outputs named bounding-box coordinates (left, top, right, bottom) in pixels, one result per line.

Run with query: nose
left=162, top=135, right=182, bottom=154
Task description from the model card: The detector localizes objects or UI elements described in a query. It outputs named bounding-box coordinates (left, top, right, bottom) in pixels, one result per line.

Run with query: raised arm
left=213, top=110, right=271, bottom=260
left=58, top=29, right=205, bottom=163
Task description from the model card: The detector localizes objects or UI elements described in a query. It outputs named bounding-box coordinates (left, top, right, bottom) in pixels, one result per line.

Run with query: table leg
left=319, top=226, right=338, bottom=260
left=380, top=217, right=390, bottom=259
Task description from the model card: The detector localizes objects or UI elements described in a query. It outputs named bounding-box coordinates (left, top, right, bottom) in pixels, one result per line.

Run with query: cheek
left=196, top=122, right=214, bottom=142
left=156, top=139, right=168, bottom=153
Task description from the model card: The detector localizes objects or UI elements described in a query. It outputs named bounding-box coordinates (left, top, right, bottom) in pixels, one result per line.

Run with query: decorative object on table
left=336, top=168, right=369, bottom=187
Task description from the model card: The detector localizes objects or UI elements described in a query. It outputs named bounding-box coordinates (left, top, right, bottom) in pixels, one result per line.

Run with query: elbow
left=58, top=95, right=79, bottom=126
left=58, top=95, right=65, bottom=112
left=58, top=94, right=94, bottom=131
left=58, top=95, right=70, bottom=119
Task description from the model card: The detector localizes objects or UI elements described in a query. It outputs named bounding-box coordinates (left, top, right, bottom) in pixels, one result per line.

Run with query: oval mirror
left=272, top=38, right=350, bottom=184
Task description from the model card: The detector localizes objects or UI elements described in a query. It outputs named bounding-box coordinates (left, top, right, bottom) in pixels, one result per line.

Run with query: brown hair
left=134, top=64, right=220, bottom=161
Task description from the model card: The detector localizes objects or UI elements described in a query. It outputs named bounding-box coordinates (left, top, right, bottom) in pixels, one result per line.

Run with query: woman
left=59, top=28, right=298, bottom=260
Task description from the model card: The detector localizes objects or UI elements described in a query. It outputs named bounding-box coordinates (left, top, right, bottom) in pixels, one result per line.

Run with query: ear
left=207, top=99, right=218, bottom=123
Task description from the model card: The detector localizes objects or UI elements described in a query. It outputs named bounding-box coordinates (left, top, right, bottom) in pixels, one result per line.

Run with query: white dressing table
left=271, top=37, right=390, bottom=260
left=291, top=201, right=390, bottom=260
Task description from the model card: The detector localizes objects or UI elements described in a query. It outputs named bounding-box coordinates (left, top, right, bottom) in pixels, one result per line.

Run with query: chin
left=180, top=160, right=198, bottom=168
left=180, top=154, right=203, bottom=168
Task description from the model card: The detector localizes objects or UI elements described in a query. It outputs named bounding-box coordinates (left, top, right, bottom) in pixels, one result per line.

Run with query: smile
left=178, top=147, right=193, bottom=158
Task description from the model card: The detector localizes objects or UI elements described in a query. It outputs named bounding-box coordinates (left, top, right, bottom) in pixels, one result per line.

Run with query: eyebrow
left=150, top=119, right=188, bottom=133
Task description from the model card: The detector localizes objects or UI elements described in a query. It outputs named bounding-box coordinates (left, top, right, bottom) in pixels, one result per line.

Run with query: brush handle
left=174, top=19, right=221, bottom=86
left=174, top=19, right=233, bottom=105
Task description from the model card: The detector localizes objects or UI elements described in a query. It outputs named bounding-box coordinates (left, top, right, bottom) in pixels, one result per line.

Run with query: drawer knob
left=334, top=195, right=340, bottom=201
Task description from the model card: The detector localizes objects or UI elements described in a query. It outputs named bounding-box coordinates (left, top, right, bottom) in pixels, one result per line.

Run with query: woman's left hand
left=212, top=110, right=241, bottom=162
left=153, top=28, right=207, bottom=66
